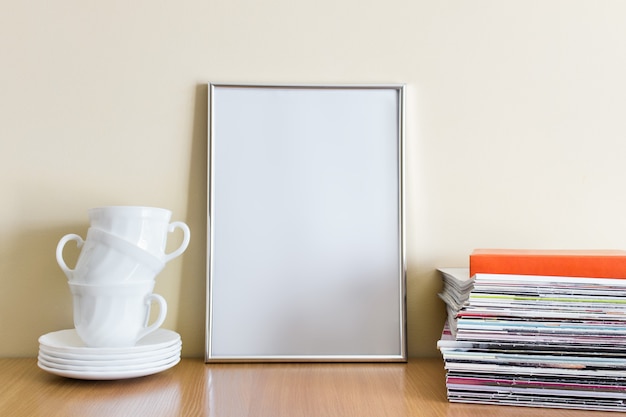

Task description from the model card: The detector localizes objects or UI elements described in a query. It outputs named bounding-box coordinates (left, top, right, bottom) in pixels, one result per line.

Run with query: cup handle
left=162, top=221, right=191, bottom=263
left=55, top=234, right=84, bottom=280
left=137, top=293, right=168, bottom=341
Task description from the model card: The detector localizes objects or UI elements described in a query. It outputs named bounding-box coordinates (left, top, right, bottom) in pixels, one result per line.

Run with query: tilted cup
left=88, top=206, right=190, bottom=263
left=69, top=280, right=167, bottom=347
left=56, top=228, right=165, bottom=284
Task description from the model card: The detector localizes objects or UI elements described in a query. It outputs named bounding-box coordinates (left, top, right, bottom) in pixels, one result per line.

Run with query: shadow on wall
left=176, top=83, right=208, bottom=358
left=1, top=223, right=87, bottom=357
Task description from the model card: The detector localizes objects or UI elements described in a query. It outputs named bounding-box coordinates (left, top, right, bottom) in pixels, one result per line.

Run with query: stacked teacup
left=39, top=206, right=189, bottom=379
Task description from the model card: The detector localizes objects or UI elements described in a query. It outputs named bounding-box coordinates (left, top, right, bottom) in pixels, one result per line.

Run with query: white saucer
left=38, top=350, right=180, bottom=372
left=38, top=357, right=181, bottom=380
left=39, top=329, right=180, bottom=355
left=39, top=340, right=182, bottom=361
left=38, top=343, right=181, bottom=367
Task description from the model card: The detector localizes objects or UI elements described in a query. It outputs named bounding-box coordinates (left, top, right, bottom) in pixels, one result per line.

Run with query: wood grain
left=0, top=358, right=617, bottom=417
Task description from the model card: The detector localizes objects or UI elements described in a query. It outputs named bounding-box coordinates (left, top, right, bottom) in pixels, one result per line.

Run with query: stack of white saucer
left=38, top=206, right=190, bottom=380
left=38, top=329, right=181, bottom=380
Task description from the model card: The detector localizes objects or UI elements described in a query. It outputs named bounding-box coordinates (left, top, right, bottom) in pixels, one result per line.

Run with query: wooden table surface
left=0, top=358, right=617, bottom=417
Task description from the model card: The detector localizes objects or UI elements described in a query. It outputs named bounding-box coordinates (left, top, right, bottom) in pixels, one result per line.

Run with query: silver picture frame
left=206, top=83, right=406, bottom=362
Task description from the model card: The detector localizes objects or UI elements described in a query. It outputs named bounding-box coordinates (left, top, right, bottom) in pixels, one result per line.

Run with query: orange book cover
left=469, top=249, right=626, bottom=279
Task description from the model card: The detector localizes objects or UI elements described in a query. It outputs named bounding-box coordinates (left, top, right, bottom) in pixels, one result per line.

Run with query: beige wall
left=3, top=0, right=626, bottom=358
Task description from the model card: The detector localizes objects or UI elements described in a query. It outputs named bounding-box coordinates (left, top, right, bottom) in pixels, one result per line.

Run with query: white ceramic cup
left=88, top=206, right=190, bottom=263
left=69, top=280, right=167, bottom=347
left=56, top=228, right=165, bottom=284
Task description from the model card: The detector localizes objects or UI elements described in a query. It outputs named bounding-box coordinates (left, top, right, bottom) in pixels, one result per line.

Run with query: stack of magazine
left=437, top=250, right=626, bottom=412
